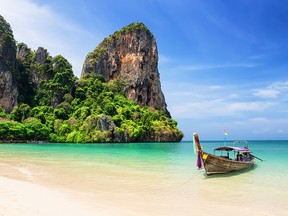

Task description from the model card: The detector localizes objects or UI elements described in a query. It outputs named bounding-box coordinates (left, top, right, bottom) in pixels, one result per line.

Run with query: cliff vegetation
left=0, top=15, right=183, bottom=142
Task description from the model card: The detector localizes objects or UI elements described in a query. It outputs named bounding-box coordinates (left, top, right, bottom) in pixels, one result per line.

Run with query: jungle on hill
left=0, top=51, right=182, bottom=143
left=0, top=44, right=183, bottom=143
left=0, top=15, right=183, bottom=143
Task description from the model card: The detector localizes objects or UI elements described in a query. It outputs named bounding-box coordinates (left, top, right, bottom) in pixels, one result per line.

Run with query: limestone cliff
left=0, top=15, right=18, bottom=112
left=30, top=47, right=54, bottom=85
left=0, top=16, right=183, bottom=142
left=81, top=22, right=168, bottom=113
left=16, top=43, right=35, bottom=105
left=16, top=44, right=76, bottom=108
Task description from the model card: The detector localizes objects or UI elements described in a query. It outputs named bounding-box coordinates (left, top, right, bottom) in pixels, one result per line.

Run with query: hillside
left=82, top=22, right=167, bottom=113
left=0, top=15, right=183, bottom=142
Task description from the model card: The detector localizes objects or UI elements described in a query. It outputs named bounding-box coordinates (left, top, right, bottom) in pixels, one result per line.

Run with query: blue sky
left=1, top=0, right=288, bottom=140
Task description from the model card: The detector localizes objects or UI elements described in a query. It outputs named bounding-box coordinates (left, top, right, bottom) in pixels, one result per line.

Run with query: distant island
left=0, top=15, right=183, bottom=143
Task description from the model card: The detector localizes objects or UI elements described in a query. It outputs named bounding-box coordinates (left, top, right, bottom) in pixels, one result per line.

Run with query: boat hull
left=201, top=152, right=254, bottom=175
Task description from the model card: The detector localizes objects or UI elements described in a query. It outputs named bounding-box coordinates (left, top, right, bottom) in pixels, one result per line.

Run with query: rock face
left=0, top=16, right=183, bottom=142
left=16, top=44, right=75, bottom=108
left=0, top=15, right=18, bottom=112
left=82, top=22, right=168, bottom=113
left=31, top=47, right=54, bottom=85
left=16, top=43, right=35, bottom=105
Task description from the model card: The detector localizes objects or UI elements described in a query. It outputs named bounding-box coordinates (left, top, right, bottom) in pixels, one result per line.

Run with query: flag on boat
left=224, top=129, right=228, bottom=145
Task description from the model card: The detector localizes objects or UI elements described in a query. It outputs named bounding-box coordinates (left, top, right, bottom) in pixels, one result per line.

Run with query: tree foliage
left=0, top=43, right=183, bottom=143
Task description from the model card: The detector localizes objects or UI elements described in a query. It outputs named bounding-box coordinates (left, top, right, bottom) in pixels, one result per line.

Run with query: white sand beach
left=0, top=176, right=102, bottom=216
left=1, top=174, right=286, bottom=216
left=1, top=142, right=288, bottom=216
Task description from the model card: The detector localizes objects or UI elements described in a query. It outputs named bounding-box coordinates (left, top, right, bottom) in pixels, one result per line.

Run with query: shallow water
left=0, top=141, right=287, bottom=215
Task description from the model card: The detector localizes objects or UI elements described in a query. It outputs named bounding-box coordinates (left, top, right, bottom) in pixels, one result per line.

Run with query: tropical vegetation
left=0, top=20, right=183, bottom=143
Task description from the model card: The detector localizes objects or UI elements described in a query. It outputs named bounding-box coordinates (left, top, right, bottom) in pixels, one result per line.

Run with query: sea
left=0, top=140, right=287, bottom=216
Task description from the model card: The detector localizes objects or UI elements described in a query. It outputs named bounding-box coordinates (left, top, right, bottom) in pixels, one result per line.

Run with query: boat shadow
left=203, top=164, right=258, bottom=178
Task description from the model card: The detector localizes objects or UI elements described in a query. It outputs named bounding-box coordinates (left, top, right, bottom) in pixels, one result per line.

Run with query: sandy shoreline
left=1, top=141, right=287, bottom=216
left=1, top=174, right=287, bottom=216
left=1, top=174, right=282, bottom=216
left=0, top=176, right=103, bottom=216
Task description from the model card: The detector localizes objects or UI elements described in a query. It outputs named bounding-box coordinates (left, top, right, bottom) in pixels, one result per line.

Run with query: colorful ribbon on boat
left=193, top=133, right=202, bottom=154
left=193, top=133, right=197, bottom=154
left=196, top=151, right=202, bottom=169
left=193, top=133, right=203, bottom=169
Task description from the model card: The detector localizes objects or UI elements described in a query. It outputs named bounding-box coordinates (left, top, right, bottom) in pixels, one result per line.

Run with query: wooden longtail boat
left=193, top=133, right=255, bottom=175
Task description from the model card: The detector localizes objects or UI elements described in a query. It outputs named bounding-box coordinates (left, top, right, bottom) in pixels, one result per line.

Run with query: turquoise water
left=0, top=141, right=288, bottom=215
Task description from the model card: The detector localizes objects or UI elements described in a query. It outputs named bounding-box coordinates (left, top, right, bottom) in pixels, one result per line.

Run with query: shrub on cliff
left=0, top=18, right=183, bottom=142
left=1, top=74, right=183, bottom=142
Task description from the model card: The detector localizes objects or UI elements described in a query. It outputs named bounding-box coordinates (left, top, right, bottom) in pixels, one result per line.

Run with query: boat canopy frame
left=213, top=141, right=251, bottom=159
left=214, top=146, right=250, bottom=152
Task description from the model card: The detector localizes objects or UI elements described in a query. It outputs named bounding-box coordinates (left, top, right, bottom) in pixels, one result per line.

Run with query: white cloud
left=252, top=81, right=288, bottom=100
left=169, top=99, right=274, bottom=119
left=221, top=117, right=288, bottom=140
left=0, top=0, right=98, bottom=76
left=228, top=93, right=239, bottom=99
left=163, top=81, right=276, bottom=120
left=253, top=89, right=279, bottom=98
left=272, top=81, right=288, bottom=91
left=248, top=54, right=266, bottom=60
left=208, top=85, right=223, bottom=90
left=159, top=54, right=171, bottom=64
left=248, top=117, right=268, bottom=123
left=227, top=102, right=273, bottom=112
left=178, top=63, right=258, bottom=71
left=250, top=123, right=287, bottom=136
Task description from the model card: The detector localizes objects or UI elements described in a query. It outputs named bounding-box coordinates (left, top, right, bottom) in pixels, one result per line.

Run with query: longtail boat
left=193, top=133, right=255, bottom=175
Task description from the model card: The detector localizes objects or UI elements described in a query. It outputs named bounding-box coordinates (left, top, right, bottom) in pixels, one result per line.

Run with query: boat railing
left=233, top=140, right=248, bottom=148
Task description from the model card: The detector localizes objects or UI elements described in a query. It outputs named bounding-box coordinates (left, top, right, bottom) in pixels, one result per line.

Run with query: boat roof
left=214, top=146, right=249, bottom=152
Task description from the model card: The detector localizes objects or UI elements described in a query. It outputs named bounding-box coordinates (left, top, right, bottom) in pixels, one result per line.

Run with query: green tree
left=10, top=103, right=31, bottom=122
left=0, top=122, right=10, bottom=140
left=0, top=106, right=6, bottom=118
left=30, top=106, right=53, bottom=123
left=0, top=121, right=26, bottom=141
left=103, top=102, right=117, bottom=116
left=23, top=118, right=50, bottom=140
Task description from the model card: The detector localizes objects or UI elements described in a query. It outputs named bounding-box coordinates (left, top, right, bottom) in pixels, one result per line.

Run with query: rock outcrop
left=81, top=22, right=168, bottom=113
left=16, top=43, right=35, bottom=105
left=30, top=47, right=54, bottom=85
left=0, top=16, right=183, bottom=142
left=0, top=15, right=18, bottom=112
left=16, top=43, right=75, bottom=108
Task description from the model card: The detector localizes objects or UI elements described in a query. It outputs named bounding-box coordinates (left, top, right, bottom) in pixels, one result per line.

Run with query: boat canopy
left=214, top=146, right=249, bottom=152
